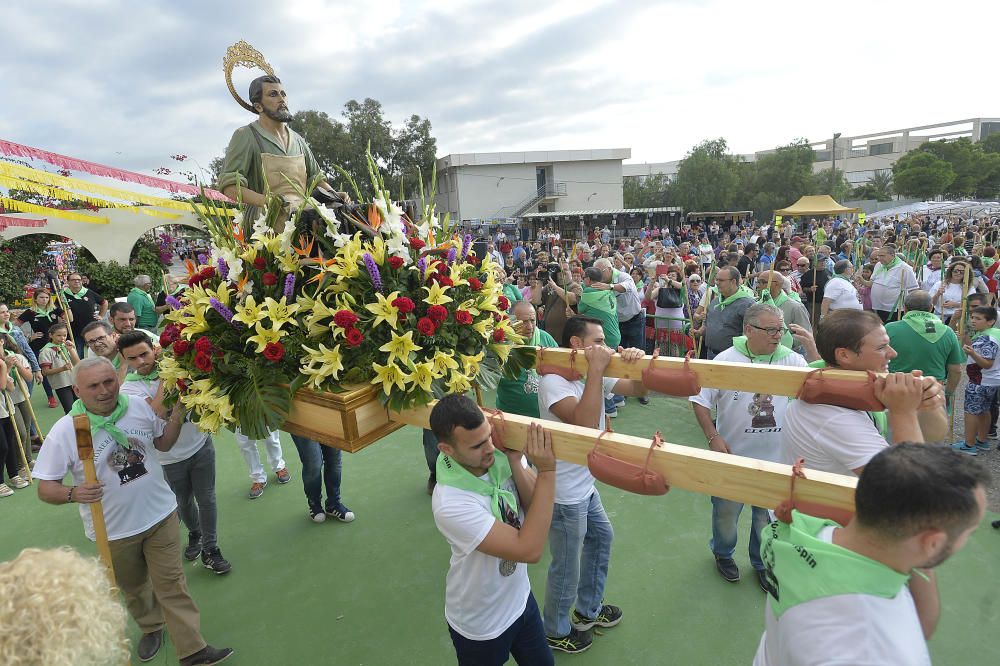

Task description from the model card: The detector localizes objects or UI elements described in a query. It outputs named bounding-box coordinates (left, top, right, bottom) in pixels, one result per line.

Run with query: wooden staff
left=52, top=274, right=76, bottom=344
left=809, top=259, right=819, bottom=325
left=3, top=389, right=31, bottom=482
left=14, top=369, right=44, bottom=449
left=73, top=414, right=117, bottom=588
left=956, top=262, right=973, bottom=340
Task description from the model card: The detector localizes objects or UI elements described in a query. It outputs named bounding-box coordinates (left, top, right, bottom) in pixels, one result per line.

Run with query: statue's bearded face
left=258, top=82, right=293, bottom=122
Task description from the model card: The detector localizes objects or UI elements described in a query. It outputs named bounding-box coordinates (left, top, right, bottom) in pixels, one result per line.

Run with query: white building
left=434, top=148, right=630, bottom=224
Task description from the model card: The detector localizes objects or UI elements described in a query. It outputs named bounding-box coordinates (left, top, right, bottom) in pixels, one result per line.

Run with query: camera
left=536, top=262, right=561, bottom=283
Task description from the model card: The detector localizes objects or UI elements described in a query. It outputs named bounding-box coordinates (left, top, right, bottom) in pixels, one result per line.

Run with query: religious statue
left=217, top=41, right=350, bottom=233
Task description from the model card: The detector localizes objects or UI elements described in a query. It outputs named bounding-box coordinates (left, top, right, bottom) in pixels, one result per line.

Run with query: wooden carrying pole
left=3, top=391, right=31, bottom=481
left=72, top=414, right=118, bottom=589
left=392, top=404, right=857, bottom=513
left=14, top=370, right=44, bottom=448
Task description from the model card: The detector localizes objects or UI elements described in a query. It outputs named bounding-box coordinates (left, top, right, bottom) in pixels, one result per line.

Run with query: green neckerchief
left=580, top=286, right=617, bottom=315
left=169, top=285, right=186, bottom=296
left=971, top=327, right=1000, bottom=345
left=716, top=284, right=756, bottom=310
left=63, top=286, right=89, bottom=299
left=42, top=341, right=72, bottom=364
left=125, top=368, right=160, bottom=383
left=807, top=359, right=887, bottom=436
left=830, top=274, right=852, bottom=283
left=732, top=335, right=793, bottom=363
left=0, top=322, right=11, bottom=335
left=29, top=305, right=57, bottom=322
left=68, top=394, right=131, bottom=450
left=435, top=451, right=518, bottom=523
left=901, top=311, right=948, bottom=344
left=757, top=291, right=796, bottom=349
left=873, top=256, right=901, bottom=277
left=763, top=511, right=910, bottom=618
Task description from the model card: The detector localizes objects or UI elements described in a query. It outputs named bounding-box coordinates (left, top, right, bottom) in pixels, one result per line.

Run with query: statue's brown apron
left=250, top=125, right=306, bottom=233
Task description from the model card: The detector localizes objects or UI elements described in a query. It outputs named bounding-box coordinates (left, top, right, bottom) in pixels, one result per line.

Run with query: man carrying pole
left=33, top=357, right=234, bottom=665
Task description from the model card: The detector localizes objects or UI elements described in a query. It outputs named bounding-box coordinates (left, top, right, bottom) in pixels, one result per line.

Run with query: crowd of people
left=0, top=210, right=996, bottom=665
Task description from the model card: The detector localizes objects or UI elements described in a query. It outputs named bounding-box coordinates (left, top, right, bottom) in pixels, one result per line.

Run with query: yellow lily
left=247, top=322, right=283, bottom=353
left=460, top=351, right=485, bottom=375
left=473, top=317, right=494, bottom=340
left=446, top=370, right=472, bottom=394
left=408, top=360, right=438, bottom=393
left=178, top=305, right=210, bottom=338
left=365, top=290, right=401, bottom=329
left=490, top=343, right=512, bottom=365
left=379, top=330, right=422, bottom=366
left=301, top=342, right=345, bottom=384
left=423, top=281, right=453, bottom=306
left=431, top=351, right=460, bottom=376
left=263, top=296, right=300, bottom=330
left=371, top=361, right=408, bottom=394
left=231, top=295, right=266, bottom=327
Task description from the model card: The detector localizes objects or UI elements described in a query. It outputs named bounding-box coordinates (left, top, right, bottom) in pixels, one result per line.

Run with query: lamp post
left=831, top=132, right=842, bottom=194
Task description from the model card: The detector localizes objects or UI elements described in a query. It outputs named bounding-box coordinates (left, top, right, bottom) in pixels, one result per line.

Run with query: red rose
left=391, top=297, right=415, bottom=313
left=427, top=305, right=448, bottom=322
left=388, top=256, right=405, bottom=270
left=262, top=272, right=278, bottom=286
left=493, top=329, right=505, bottom=342
left=333, top=310, right=359, bottom=329
left=194, top=336, right=213, bottom=353
left=468, top=255, right=481, bottom=266
left=454, top=310, right=473, bottom=325
left=497, top=296, right=510, bottom=311
left=344, top=327, right=364, bottom=347
left=253, top=257, right=267, bottom=270
left=417, top=317, right=436, bottom=336
left=193, top=350, right=213, bottom=373
left=172, top=339, right=191, bottom=355
left=262, top=342, right=285, bottom=362
left=435, top=275, right=454, bottom=287
left=409, top=238, right=425, bottom=250
left=468, top=278, right=482, bottom=291
left=201, top=266, right=216, bottom=279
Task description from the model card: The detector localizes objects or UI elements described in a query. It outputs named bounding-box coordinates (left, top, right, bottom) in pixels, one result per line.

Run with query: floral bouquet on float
left=157, top=154, right=534, bottom=439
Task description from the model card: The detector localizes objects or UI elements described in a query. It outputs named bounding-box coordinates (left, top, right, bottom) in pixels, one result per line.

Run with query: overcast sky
left=3, top=0, right=998, bottom=181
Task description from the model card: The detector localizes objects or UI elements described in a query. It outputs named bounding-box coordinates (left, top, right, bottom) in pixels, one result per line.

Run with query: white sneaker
left=9, top=476, right=29, bottom=490
left=0, top=484, right=13, bottom=497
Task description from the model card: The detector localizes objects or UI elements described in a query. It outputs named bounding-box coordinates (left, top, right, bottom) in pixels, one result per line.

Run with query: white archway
left=0, top=207, right=205, bottom=264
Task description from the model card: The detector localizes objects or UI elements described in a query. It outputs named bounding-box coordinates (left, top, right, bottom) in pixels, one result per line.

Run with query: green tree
left=76, top=238, right=166, bottom=299
left=980, top=132, right=1000, bottom=155
left=0, top=235, right=61, bottom=304
left=852, top=170, right=894, bottom=201
left=920, top=138, right=980, bottom=197
left=810, top=168, right=852, bottom=202
left=671, top=139, right=742, bottom=212
left=744, top=139, right=815, bottom=219
left=892, top=151, right=955, bottom=200
left=623, top=173, right=672, bottom=207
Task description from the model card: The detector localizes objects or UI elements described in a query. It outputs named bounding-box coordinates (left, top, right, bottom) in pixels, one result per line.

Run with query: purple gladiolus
left=284, top=273, right=296, bottom=299
left=447, top=246, right=457, bottom=265
left=416, top=257, right=427, bottom=279
left=197, top=253, right=208, bottom=266
left=209, top=298, right=235, bottom=323
left=460, top=234, right=472, bottom=260
left=217, top=258, right=229, bottom=280
left=363, top=253, right=383, bottom=292
left=165, top=295, right=183, bottom=310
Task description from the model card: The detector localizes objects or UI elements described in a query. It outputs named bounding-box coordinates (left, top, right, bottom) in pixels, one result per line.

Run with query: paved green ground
left=5, top=389, right=997, bottom=665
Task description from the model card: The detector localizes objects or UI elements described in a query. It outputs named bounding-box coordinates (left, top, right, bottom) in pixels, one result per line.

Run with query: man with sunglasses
left=691, top=303, right=809, bottom=591
left=703, top=267, right=756, bottom=359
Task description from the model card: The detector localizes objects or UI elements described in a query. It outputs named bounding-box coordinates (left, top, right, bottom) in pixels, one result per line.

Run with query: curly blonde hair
left=0, top=547, right=129, bottom=665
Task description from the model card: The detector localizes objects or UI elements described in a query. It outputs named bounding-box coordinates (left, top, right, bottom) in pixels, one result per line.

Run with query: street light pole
left=831, top=132, right=842, bottom=194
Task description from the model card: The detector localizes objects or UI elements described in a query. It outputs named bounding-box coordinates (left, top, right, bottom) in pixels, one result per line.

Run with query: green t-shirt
left=495, top=329, right=558, bottom=417
left=127, top=287, right=159, bottom=331
left=578, top=287, right=621, bottom=349
left=885, top=318, right=964, bottom=382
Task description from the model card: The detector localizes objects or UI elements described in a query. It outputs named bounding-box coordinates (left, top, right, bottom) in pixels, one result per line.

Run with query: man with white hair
left=33, top=357, right=233, bottom=665
left=127, top=275, right=159, bottom=332
left=592, top=257, right=645, bottom=412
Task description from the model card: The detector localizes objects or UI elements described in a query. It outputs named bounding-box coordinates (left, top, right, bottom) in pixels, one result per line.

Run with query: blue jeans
left=448, top=592, right=553, bottom=666
left=543, top=490, right=613, bottom=638
left=290, top=434, right=344, bottom=512
left=618, top=312, right=645, bottom=351
left=710, top=496, right=771, bottom=571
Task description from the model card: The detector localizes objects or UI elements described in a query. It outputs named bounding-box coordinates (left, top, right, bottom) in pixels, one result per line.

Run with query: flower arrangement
left=157, top=155, right=533, bottom=439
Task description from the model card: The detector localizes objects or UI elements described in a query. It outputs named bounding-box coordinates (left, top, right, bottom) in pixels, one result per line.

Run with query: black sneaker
left=638, top=396, right=650, bottom=405
left=572, top=604, right=623, bottom=631
left=547, top=628, right=593, bottom=654
left=201, top=547, right=232, bottom=575
left=325, top=502, right=355, bottom=522
left=184, top=533, right=202, bottom=562
left=756, top=569, right=772, bottom=594
left=715, top=556, right=740, bottom=582
left=180, top=645, right=234, bottom=666
left=137, top=629, right=163, bottom=662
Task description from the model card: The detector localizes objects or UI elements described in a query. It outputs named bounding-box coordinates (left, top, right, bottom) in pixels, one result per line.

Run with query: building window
left=869, top=142, right=894, bottom=156
left=982, top=122, right=1000, bottom=138
left=814, top=150, right=831, bottom=162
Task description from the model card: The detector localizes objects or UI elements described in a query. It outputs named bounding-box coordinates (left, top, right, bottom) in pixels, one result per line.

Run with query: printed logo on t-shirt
left=107, top=438, right=148, bottom=485
left=749, top=393, right=778, bottom=429
left=498, top=497, right=520, bottom=577
left=521, top=370, right=540, bottom=396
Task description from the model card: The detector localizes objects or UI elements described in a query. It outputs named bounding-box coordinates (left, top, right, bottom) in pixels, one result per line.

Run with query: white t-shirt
left=822, top=277, right=862, bottom=311
left=33, top=397, right=177, bottom=541
left=870, top=262, right=917, bottom=312
left=782, top=402, right=886, bottom=476
left=689, top=346, right=807, bottom=463
left=538, top=374, right=618, bottom=504
left=121, top=377, right=209, bottom=465
left=432, top=475, right=529, bottom=641
left=753, top=526, right=930, bottom=666
left=919, top=266, right=942, bottom=294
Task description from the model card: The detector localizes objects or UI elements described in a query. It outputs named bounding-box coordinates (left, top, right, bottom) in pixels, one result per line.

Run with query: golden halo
left=223, top=40, right=276, bottom=114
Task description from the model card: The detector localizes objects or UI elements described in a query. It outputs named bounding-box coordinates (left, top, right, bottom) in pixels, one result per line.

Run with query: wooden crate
left=283, top=384, right=405, bottom=453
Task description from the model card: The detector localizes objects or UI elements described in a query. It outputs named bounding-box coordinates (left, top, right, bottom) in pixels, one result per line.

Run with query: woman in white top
left=932, top=261, right=984, bottom=323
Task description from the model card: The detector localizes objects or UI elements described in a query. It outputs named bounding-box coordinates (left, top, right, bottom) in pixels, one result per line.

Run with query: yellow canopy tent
left=774, top=195, right=861, bottom=217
